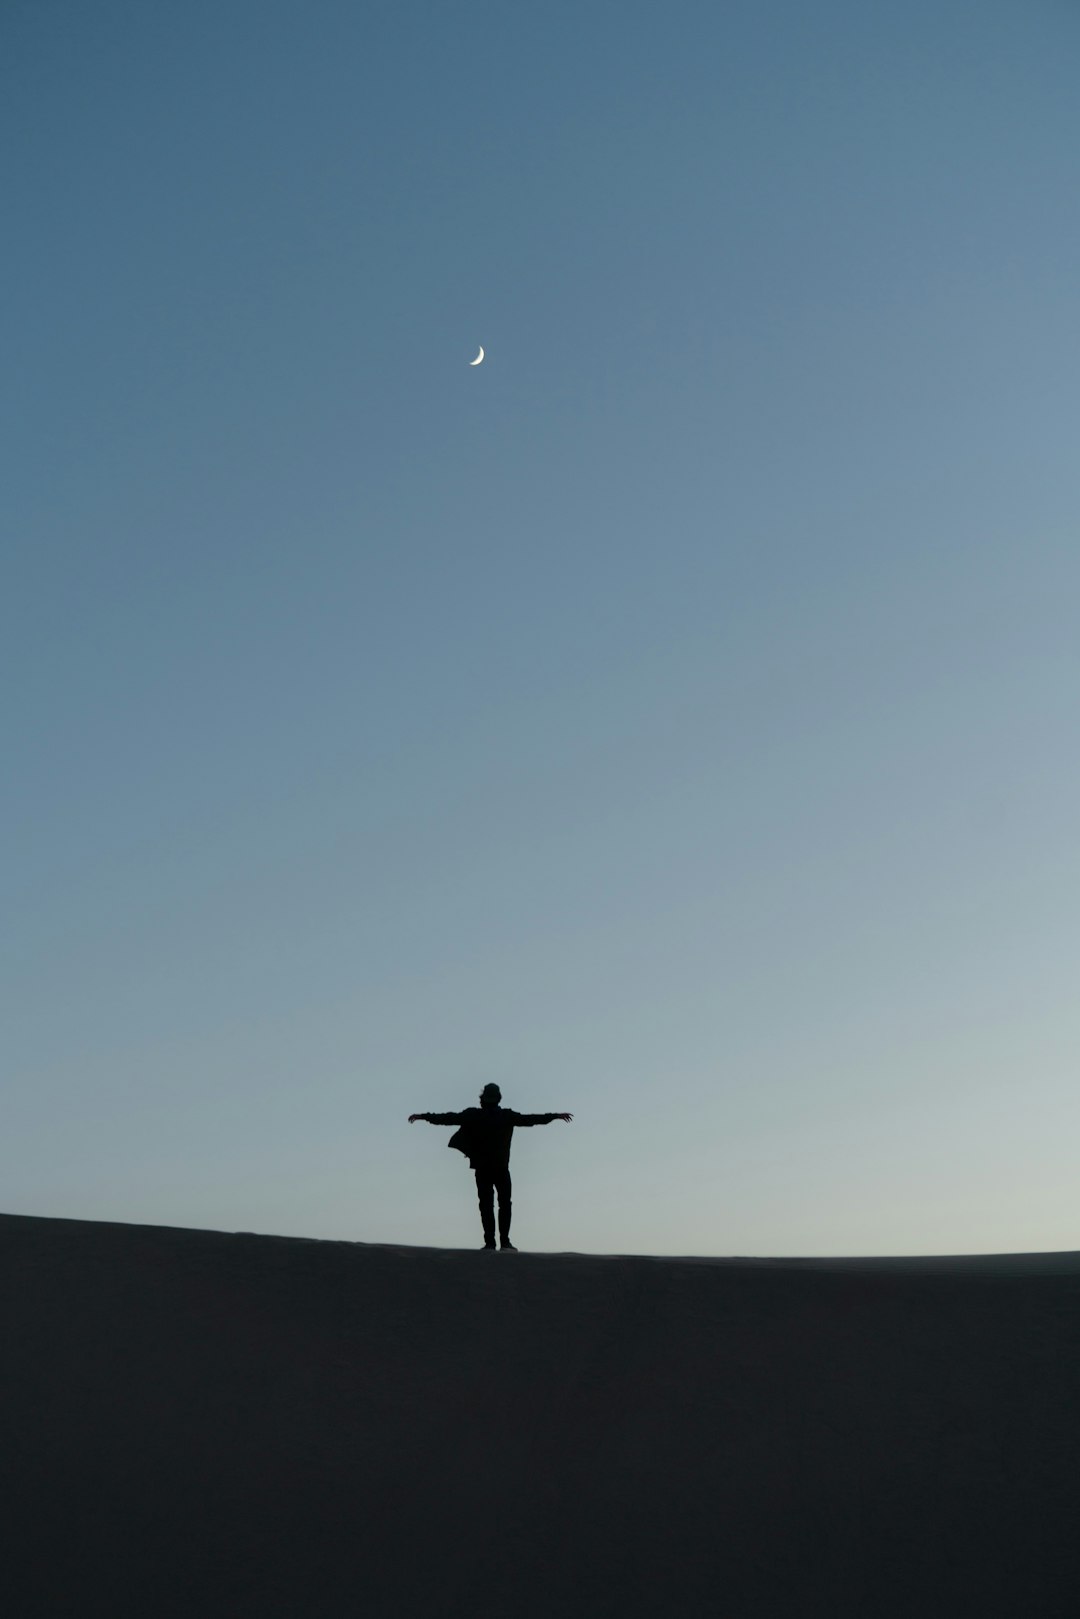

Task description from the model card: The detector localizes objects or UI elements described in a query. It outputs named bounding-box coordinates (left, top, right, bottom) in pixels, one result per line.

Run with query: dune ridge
left=4, top=1211, right=1079, bottom=1617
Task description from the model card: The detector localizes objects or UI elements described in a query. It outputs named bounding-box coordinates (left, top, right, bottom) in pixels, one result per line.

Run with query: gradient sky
left=5, top=1, right=1079, bottom=1256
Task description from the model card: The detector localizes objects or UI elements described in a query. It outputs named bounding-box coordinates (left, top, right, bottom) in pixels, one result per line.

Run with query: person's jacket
left=422, top=1106, right=560, bottom=1169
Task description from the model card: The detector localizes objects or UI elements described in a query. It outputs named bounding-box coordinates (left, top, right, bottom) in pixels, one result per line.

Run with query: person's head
left=479, top=1083, right=502, bottom=1110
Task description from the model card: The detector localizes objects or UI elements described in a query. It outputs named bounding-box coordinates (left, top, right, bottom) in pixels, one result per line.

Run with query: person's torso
left=463, top=1106, right=515, bottom=1166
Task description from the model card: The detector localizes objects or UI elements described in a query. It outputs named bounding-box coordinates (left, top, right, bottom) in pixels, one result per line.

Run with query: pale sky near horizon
left=4, top=1, right=1079, bottom=1256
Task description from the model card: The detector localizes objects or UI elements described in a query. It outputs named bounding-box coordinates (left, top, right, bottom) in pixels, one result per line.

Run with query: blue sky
left=4, top=0, right=1079, bottom=1255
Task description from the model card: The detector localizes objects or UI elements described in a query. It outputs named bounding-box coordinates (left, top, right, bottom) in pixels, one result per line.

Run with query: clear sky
left=4, top=1, right=1079, bottom=1256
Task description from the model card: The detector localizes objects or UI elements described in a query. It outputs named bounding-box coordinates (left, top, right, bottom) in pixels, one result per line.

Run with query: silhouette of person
left=409, top=1083, right=573, bottom=1250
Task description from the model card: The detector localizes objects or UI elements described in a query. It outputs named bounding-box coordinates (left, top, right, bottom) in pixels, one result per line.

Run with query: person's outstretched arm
left=510, top=1112, right=573, bottom=1126
left=408, top=1111, right=465, bottom=1124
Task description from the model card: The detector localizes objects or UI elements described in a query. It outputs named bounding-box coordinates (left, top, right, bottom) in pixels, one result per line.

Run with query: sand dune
left=4, top=1211, right=1079, bottom=1617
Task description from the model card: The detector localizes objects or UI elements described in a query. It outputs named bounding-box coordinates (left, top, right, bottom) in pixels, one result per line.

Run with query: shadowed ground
left=4, top=1211, right=1079, bottom=1617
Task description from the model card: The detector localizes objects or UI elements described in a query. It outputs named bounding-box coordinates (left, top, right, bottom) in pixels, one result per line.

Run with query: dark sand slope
left=4, top=1214, right=1080, bottom=1619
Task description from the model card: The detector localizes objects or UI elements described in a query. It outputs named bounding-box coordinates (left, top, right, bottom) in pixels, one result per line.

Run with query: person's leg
left=495, top=1167, right=513, bottom=1248
left=474, top=1169, right=497, bottom=1248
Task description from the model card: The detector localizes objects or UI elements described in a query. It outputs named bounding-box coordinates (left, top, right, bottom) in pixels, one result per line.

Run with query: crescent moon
left=469, top=346, right=484, bottom=366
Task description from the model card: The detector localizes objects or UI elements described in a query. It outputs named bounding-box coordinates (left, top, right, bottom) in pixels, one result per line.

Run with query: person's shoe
left=500, top=1242, right=517, bottom=1251
left=482, top=1240, right=497, bottom=1251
